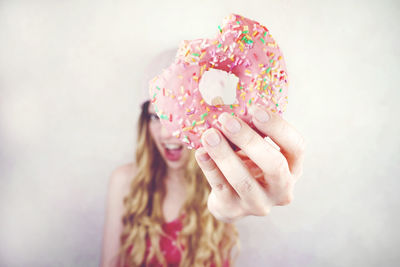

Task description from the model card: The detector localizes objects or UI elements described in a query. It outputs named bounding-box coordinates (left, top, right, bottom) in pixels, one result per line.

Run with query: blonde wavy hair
left=116, top=100, right=240, bottom=267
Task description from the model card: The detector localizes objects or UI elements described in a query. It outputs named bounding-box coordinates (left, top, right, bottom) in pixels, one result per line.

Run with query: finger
left=249, top=105, right=306, bottom=177
left=195, top=147, right=237, bottom=201
left=217, top=112, right=289, bottom=179
left=201, top=128, right=271, bottom=212
left=207, top=190, right=246, bottom=223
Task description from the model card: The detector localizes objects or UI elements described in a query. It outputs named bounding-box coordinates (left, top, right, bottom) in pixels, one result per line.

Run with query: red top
left=124, top=214, right=229, bottom=267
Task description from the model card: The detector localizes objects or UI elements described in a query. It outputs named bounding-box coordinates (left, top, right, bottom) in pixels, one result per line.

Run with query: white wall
left=1, top=0, right=399, bottom=266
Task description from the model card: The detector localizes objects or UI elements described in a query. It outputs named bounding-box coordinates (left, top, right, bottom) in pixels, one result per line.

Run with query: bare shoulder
left=109, top=162, right=137, bottom=194
left=101, top=162, right=137, bottom=267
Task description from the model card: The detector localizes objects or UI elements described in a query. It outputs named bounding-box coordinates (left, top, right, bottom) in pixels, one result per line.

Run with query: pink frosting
left=149, top=14, right=288, bottom=149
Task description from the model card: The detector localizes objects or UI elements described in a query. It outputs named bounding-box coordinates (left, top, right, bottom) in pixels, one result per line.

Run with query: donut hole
left=198, top=68, right=238, bottom=106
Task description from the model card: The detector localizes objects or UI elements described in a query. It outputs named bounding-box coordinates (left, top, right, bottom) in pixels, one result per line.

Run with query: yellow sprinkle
left=259, top=64, right=264, bottom=67
left=252, top=31, right=258, bottom=36
left=200, top=65, right=206, bottom=75
left=230, top=55, right=235, bottom=61
left=206, top=107, right=210, bottom=112
left=224, top=45, right=228, bottom=52
left=245, top=69, right=251, bottom=74
left=212, top=40, right=219, bottom=45
left=191, top=58, right=196, bottom=62
left=171, top=95, right=175, bottom=98
left=197, top=120, right=205, bottom=125
left=193, top=76, right=198, bottom=82
left=278, top=56, right=282, bottom=60
left=239, top=46, right=243, bottom=52
left=200, top=99, right=205, bottom=104
left=200, top=52, right=206, bottom=59
left=213, top=114, right=217, bottom=119
left=183, top=126, right=193, bottom=131
left=272, top=97, right=277, bottom=103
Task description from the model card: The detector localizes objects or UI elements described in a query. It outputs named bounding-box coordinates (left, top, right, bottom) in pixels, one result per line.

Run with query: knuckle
left=276, top=157, right=289, bottom=176
left=295, top=136, right=307, bottom=156
left=258, top=205, right=271, bottom=216
left=207, top=193, right=219, bottom=213
left=277, top=191, right=294, bottom=206
left=233, top=177, right=255, bottom=195
left=240, top=128, right=259, bottom=148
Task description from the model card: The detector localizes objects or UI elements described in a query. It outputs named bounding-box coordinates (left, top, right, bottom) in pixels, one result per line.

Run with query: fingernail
left=218, top=113, right=241, bottom=133
left=253, top=106, right=270, bottom=123
left=203, top=129, right=221, bottom=147
left=196, top=149, right=210, bottom=161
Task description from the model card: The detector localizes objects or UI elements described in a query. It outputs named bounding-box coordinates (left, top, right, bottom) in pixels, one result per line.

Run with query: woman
left=101, top=52, right=306, bottom=267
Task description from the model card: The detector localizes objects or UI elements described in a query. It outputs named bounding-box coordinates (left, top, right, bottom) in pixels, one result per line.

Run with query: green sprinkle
left=248, top=99, right=252, bottom=105
left=263, top=84, right=268, bottom=90
left=264, top=31, right=267, bottom=37
left=242, top=30, right=248, bottom=34
left=153, top=92, right=157, bottom=99
left=217, top=43, right=222, bottom=48
left=260, top=37, right=265, bottom=44
left=201, top=112, right=208, bottom=120
left=270, top=59, right=274, bottom=63
left=192, top=120, right=196, bottom=126
left=246, top=39, right=253, bottom=44
left=236, top=21, right=240, bottom=24
left=241, top=36, right=246, bottom=41
left=276, top=103, right=279, bottom=107
left=266, top=67, right=272, bottom=74
left=156, top=86, right=161, bottom=90
left=231, top=112, right=235, bottom=116
left=279, top=88, right=282, bottom=93
left=192, top=53, right=200, bottom=57
left=160, top=114, right=169, bottom=120
left=218, top=25, right=222, bottom=33
left=230, top=104, right=233, bottom=109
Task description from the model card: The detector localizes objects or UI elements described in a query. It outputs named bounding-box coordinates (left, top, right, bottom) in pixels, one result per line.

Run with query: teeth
left=164, top=143, right=182, bottom=150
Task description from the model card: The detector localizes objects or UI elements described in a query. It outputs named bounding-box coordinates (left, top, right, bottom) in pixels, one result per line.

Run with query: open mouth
left=162, top=143, right=184, bottom=161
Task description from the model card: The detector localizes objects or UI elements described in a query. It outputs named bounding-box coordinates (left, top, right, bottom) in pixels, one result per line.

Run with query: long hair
left=116, top=100, right=240, bottom=267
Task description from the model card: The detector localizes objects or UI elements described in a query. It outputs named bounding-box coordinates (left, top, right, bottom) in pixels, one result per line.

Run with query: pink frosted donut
left=149, top=14, right=288, bottom=149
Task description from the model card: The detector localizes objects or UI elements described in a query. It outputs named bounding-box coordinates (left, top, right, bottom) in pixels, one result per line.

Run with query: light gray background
left=1, top=0, right=399, bottom=266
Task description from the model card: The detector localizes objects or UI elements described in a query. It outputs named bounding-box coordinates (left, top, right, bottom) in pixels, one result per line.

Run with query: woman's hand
left=195, top=105, right=306, bottom=223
